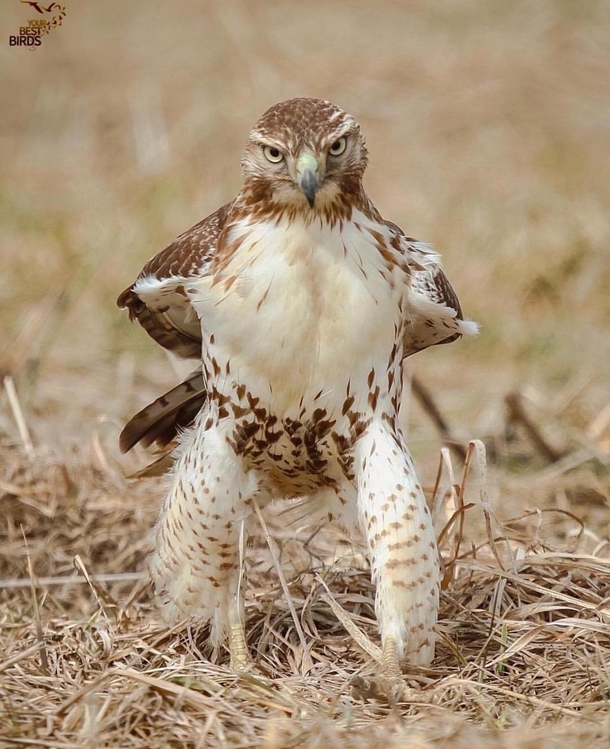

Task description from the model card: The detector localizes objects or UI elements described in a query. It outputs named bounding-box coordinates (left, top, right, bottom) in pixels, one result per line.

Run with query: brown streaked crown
left=249, top=98, right=364, bottom=158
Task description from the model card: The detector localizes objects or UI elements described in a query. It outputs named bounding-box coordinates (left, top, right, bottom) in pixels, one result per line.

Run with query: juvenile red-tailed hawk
left=118, top=98, right=476, bottom=693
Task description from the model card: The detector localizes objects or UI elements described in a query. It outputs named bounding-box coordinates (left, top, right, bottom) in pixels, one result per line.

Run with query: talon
left=351, top=635, right=434, bottom=704
left=351, top=673, right=429, bottom=705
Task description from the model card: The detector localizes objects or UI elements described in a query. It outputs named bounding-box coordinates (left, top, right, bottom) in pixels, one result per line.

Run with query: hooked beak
left=296, top=153, right=320, bottom=208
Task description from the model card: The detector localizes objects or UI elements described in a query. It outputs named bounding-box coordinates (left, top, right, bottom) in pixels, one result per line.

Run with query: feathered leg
left=149, top=409, right=258, bottom=667
left=356, top=420, right=440, bottom=697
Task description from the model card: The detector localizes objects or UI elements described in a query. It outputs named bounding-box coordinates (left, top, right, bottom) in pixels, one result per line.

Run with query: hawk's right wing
left=117, top=201, right=233, bottom=359
left=117, top=202, right=233, bottom=456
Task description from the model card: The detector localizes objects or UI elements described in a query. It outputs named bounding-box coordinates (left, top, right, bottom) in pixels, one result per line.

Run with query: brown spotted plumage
left=118, top=98, right=477, bottom=687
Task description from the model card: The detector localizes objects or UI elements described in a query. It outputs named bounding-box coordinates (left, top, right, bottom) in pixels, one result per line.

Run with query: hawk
left=118, top=98, right=476, bottom=691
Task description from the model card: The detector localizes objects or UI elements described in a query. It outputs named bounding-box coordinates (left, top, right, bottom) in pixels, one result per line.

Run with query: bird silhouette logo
left=19, top=1, right=61, bottom=13
left=10, top=0, right=67, bottom=48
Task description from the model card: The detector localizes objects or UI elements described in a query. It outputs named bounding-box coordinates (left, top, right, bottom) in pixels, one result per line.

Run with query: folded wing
left=383, top=220, right=478, bottom=357
left=117, top=202, right=232, bottom=359
left=117, top=203, right=233, bottom=456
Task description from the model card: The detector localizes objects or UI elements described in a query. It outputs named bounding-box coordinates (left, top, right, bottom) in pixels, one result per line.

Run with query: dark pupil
left=270, top=148, right=280, bottom=158
left=332, top=141, right=341, bottom=151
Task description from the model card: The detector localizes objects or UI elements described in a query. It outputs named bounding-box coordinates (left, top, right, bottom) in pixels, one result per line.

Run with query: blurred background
left=1, top=0, right=609, bottom=540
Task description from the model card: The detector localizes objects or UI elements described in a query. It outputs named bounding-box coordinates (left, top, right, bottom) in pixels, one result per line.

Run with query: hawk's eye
left=328, top=137, right=347, bottom=156
left=263, top=146, right=284, bottom=163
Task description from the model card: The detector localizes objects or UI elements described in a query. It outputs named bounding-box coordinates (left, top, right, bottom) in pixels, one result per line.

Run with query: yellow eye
left=328, top=137, right=347, bottom=156
left=263, top=145, right=284, bottom=163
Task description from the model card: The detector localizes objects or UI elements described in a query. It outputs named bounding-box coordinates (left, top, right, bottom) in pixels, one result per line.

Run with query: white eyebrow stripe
left=328, top=109, right=346, bottom=122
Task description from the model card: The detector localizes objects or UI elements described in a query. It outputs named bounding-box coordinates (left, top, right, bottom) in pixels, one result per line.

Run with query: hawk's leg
left=149, top=413, right=258, bottom=668
left=228, top=593, right=250, bottom=670
left=356, top=420, right=440, bottom=687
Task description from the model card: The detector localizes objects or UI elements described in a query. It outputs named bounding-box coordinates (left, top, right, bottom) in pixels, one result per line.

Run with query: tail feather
left=128, top=451, right=176, bottom=479
left=120, top=370, right=206, bottom=453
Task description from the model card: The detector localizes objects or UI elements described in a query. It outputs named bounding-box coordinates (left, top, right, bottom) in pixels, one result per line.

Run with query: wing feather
left=117, top=205, right=233, bottom=455
left=383, top=220, right=478, bottom=357
left=117, top=201, right=233, bottom=358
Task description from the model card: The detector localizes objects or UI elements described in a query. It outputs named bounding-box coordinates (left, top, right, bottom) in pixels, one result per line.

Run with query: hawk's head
left=241, top=98, right=368, bottom=220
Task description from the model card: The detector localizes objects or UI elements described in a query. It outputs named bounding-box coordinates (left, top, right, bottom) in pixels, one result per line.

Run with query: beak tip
left=297, top=166, right=319, bottom=210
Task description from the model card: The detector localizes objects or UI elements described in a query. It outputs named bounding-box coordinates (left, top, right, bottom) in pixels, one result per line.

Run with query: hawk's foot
left=351, top=636, right=434, bottom=705
left=351, top=673, right=428, bottom=704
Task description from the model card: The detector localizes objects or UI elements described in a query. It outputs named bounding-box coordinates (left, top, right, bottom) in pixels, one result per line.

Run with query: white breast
left=189, top=213, right=403, bottom=414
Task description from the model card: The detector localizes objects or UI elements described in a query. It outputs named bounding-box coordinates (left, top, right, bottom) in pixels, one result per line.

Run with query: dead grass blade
left=253, top=501, right=314, bottom=674
left=22, top=528, right=49, bottom=675
left=316, top=574, right=382, bottom=662
left=0, top=643, right=42, bottom=674
left=4, top=376, right=34, bottom=455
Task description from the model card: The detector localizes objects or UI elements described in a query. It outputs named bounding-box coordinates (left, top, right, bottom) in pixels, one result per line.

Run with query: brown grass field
left=1, top=1, right=610, bottom=746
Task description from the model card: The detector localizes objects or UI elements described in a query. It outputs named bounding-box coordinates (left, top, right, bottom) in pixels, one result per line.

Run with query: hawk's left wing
left=384, top=220, right=478, bottom=358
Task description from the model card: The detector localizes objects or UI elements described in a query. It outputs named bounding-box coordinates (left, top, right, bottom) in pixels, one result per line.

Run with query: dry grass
left=1, top=0, right=610, bottom=746
left=2, top=436, right=609, bottom=747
